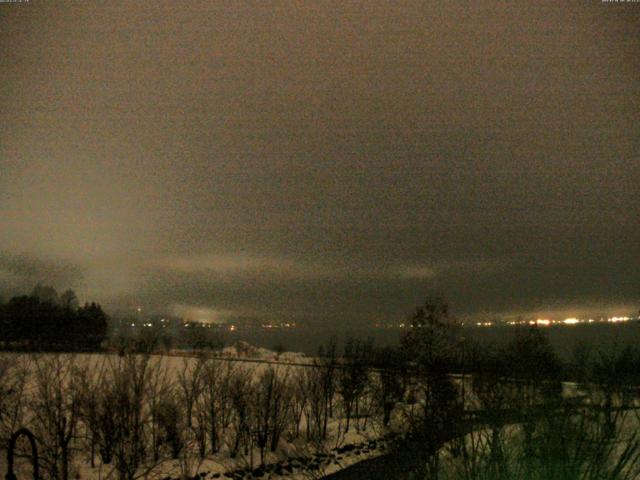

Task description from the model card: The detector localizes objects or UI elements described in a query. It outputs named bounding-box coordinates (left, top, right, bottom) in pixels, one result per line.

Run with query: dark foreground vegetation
left=378, top=297, right=640, bottom=480
left=0, top=295, right=640, bottom=480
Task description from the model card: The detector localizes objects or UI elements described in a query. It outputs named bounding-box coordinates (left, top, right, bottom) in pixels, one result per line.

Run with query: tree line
left=0, top=285, right=108, bottom=350
left=1, top=296, right=640, bottom=480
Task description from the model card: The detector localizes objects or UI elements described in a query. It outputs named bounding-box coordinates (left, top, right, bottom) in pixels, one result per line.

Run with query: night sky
left=1, top=2, right=638, bottom=325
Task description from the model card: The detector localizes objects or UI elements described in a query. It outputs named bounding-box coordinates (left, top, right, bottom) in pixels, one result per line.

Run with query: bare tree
left=31, top=355, right=82, bottom=480
left=337, top=338, right=372, bottom=433
left=154, top=385, right=184, bottom=459
left=87, top=363, right=120, bottom=466
left=317, top=337, right=338, bottom=418
left=397, top=297, right=465, bottom=478
left=0, top=355, right=30, bottom=452
left=177, top=358, right=204, bottom=431
left=197, top=359, right=235, bottom=456
left=303, top=364, right=330, bottom=443
left=251, top=366, right=292, bottom=464
left=288, top=368, right=308, bottom=439
left=76, top=359, right=102, bottom=468
left=228, top=366, right=254, bottom=459
left=372, top=347, right=407, bottom=427
left=146, top=358, right=172, bottom=462
left=176, top=357, right=205, bottom=459
left=105, top=354, right=153, bottom=480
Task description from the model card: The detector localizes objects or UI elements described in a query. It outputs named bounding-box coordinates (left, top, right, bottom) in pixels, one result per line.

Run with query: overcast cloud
left=1, top=2, right=638, bottom=323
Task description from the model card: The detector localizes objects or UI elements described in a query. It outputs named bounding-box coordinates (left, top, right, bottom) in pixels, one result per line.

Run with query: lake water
left=222, top=321, right=640, bottom=359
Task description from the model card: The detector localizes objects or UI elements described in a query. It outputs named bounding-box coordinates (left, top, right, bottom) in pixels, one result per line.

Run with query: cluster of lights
left=373, top=323, right=407, bottom=328
left=126, top=321, right=300, bottom=332
left=375, top=316, right=638, bottom=329
left=374, top=323, right=434, bottom=329
left=609, top=316, right=631, bottom=323
left=505, top=316, right=635, bottom=327
left=181, top=321, right=228, bottom=329
left=260, top=322, right=296, bottom=329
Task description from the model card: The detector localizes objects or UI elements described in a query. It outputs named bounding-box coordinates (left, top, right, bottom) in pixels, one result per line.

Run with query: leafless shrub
left=337, top=338, right=372, bottom=433
left=0, top=355, right=30, bottom=452
left=287, top=368, right=308, bottom=440
left=30, top=355, right=83, bottom=480
left=176, top=358, right=203, bottom=431
left=76, top=358, right=103, bottom=468
left=251, top=366, right=292, bottom=464
left=228, top=366, right=254, bottom=459
left=371, top=347, right=407, bottom=428
left=103, top=354, right=155, bottom=480
left=196, top=359, right=235, bottom=456
left=146, top=359, right=173, bottom=463
left=176, top=357, right=205, bottom=459
left=154, top=385, right=184, bottom=459
left=303, top=364, right=330, bottom=443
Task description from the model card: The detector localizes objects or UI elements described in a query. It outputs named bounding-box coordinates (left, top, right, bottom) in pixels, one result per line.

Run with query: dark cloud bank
left=0, top=2, right=638, bottom=324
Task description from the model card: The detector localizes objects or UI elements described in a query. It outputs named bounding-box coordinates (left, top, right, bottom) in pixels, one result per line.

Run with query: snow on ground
left=0, top=346, right=390, bottom=480
left=217, top=341, right=309, bottom=364
left=7, top=347, right=636, bottom=480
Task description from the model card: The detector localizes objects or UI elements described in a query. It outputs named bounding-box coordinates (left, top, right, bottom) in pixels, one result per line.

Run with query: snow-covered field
left=4, top=345, right=633, bottom=480
left=0, top=345, right=398, bottom=480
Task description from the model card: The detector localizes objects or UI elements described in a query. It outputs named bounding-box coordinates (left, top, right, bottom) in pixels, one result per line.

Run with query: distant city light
left=608, top=316, right=630, bottom=323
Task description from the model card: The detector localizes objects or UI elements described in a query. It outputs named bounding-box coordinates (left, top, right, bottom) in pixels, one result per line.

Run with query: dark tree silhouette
left=399, top=297, right=465, bottom=477
left=0, top=287, right=108, bottom=350
left=59, top=290, right=79, bottom=310
left=32, top=284, right=60, bottom=305
left=372, top=346, right=407, bottom=426
left=76, top=302, right=109, bottom=348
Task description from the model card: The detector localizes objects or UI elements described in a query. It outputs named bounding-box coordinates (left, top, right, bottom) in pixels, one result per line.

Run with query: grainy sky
left=0, top=1, right=638, bottom=324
